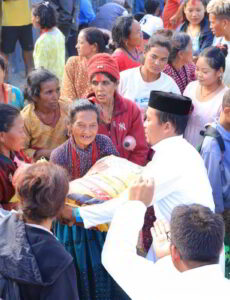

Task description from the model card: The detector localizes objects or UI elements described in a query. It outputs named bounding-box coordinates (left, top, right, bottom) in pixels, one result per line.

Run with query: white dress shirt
left=79, top=136, right=214, bottom=230
left=102, top=201, right=229, bottom=300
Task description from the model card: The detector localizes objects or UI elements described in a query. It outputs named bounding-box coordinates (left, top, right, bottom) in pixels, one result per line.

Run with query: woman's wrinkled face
left=35, top=79, right=60, bottom=111
left=71, top=110, right=98, bottom=149
left=144, top=46, right=169, bottom=75
left=76, top=31, right=96, bottom=58
left=0, top=115, right=26, bottom=153
left=209, top=13, right=226, bottom=37
left=184, top=0, right=205, bottom=26
left=195, top=56, right=221, bottom=87
left=91, top=73, right=118, bottom=105
left=126, top=20, right=143, bottom=48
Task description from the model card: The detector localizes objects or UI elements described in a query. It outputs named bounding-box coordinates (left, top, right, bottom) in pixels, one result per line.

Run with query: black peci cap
left=148, top=91, right=192, bottom=115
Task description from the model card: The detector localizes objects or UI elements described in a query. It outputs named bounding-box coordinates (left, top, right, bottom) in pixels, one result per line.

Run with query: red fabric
left=112, top=50, right=140, bottom=72
left=0, top=151, right=30, bottom=210
left=163, top=0, right=181, bottom=29
left=70, top=140, right=99, bottom=179
left=89, top=92, right=149, bottom=166
left=87, top=53, right=120, bottom=81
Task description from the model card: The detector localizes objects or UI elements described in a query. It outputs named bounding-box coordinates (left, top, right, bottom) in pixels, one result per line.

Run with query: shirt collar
left=151, top=135, right=183, bottom=152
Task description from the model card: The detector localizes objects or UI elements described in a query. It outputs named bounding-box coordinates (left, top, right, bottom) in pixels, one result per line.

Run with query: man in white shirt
left=102, top=178, right=229, bottom=300
left=61, top=91, right=214, bottom=259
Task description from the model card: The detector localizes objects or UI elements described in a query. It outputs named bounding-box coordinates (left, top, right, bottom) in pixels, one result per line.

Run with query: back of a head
left=170, top=204, right=224, bottom=264
left=16, top=162, right=69, bottom=223
left=32, top=1, right=57, bottom=29
left=168, top=32, right=191, bottom=64
left=82, top=27, right=110, bottom=53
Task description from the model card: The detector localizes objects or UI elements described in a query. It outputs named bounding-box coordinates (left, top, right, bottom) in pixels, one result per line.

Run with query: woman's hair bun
left=216, top=44, right=228, bottom=58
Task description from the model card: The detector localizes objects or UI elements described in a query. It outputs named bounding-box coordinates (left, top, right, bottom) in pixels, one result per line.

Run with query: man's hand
left=128, top=176, right=155, bottom=207
left=151, top=220, right=171, bottom=259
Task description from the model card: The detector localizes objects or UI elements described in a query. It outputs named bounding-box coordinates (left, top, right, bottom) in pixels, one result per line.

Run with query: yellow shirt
left=21, top=100, right=70, bottom=158
left=2, top=0, right=31, bottom=27
left=33, top=27, right=65, bottom=82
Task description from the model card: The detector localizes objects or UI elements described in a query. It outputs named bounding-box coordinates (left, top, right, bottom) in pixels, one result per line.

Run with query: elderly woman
left=112, top=15, right=143, bottom=72
left=207, top=0, right=230, bottom=88
left=50, top=99, right=119, bottom=178
left=87, top=53, right=149, bottom=166
left=118, top=35, right=180, bottom=118
left=0, top=162, right=79, bottom=300
left=183, top=46, right=229, bottom=148
left=50, top=100, right=130, bottom=300
left=21, top=68, right=70, bottom=161
left=60, top=27, right=110, bottom=101
left=163, top=32, right=196, bottom=94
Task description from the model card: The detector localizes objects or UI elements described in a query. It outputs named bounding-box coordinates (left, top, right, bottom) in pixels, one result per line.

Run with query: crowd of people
left=0, top=0, right=230, bottom=299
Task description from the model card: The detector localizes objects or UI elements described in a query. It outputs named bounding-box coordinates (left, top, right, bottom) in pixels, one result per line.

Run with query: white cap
left=140, top=14, right=163, bottom=38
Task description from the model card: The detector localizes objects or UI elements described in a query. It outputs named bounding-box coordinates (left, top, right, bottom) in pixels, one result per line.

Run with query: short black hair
left=144, top=0, right=160, bottom=14
left=199, top=46, right=228, bottom=72
left=0, top=103, right=20, bottom=132
left=171, top=204, right=224, bottom=264
left=155, top=110, right=190, bottom=135
left=24, top=68, right=58, bottom=102
left=69, top=99, right=100, bottom=125
left=32, top=1, right=57, bottom=29
left=112, top=15, right=134, bottom=49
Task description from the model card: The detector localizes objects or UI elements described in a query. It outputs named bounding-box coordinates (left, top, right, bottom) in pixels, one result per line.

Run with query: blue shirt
left=78, top=0, right=95, bottom=25
left=201, top=121, right=230, bottom=213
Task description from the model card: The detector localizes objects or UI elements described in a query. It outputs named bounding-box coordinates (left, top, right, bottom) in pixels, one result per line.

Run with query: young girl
left=32, top=1, right=65, bottom=82
left=179, top=0, right=214, bottom=59
left=0, top=104, right=28, bottom=210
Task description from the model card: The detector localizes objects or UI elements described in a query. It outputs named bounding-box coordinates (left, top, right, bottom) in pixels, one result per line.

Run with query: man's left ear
left=164, top=121, right=174, bottom=134
left=115, top=80, right=120, bottom=88
left=170, top=244, right=181, bottom=263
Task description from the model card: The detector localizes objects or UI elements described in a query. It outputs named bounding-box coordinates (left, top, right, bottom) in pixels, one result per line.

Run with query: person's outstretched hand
left=151, top=220, right=171, bottom=259
left=128, top=176, right=155, bottom=207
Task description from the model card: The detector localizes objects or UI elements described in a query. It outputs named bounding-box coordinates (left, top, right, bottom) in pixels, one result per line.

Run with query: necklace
left=200, top=85, right=221, bottom=99
left=124, top=47, right=140, bottom=62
